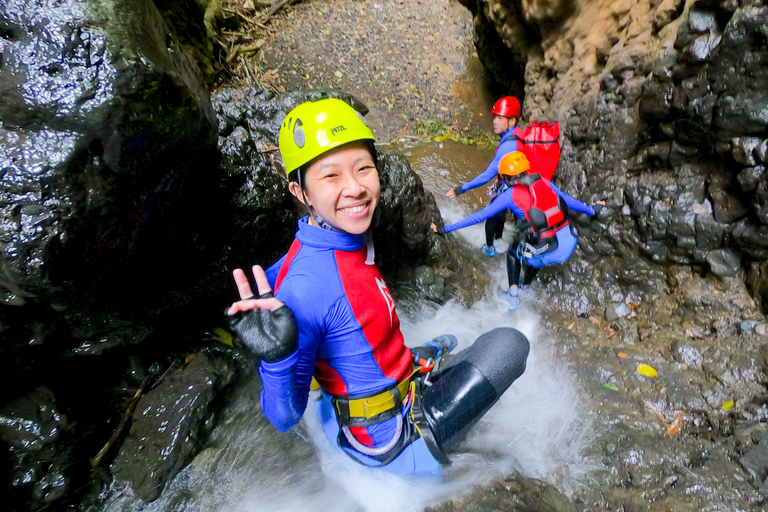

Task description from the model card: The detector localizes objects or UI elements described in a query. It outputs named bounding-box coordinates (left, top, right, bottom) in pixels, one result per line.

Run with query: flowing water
left=100, top=141, right=595, bottom=512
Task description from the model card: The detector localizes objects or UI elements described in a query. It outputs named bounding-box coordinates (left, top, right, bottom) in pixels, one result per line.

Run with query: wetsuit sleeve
left=259, top=275, right=322, bottom=431
left=548, top=181, right=595, bottom=216
left=258, top=350, right=304, bottom=431
left=460, top=138, right=518, bottom=193
left=445, top=191, right=516, bottom=233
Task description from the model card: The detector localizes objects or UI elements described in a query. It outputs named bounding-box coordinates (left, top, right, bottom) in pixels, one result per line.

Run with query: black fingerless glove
left=593, top=203, right=604, bottom=216
left=226, top=305, right=298, bottom=363
left=453, top=186, right=465, bottom=196
left=436, top=225, right=446, bottom=234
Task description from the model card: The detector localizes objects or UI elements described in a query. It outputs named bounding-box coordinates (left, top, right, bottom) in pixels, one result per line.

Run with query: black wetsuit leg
left=494, top=210, right=506, bottom=241
left=484, top=210, right=506, bottom=247
left=416, top=328, right=529, bottom=457
left=507, top=238, right=540, bottom=288
left=506, top=241, right=522, bottom=288
left=521, top=266, right=539, bottom=287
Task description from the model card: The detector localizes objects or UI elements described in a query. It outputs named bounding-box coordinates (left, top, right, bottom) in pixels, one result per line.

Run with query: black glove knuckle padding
left=227, top=305, right=298, bottom=363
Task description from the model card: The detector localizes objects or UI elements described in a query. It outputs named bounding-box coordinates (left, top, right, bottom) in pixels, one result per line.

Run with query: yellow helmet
left=498, top=151, right=531, bottom=176
left=278, top=98, right=375, bottom=177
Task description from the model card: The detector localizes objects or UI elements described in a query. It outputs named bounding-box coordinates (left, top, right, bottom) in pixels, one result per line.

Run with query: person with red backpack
left=432, top=152, right=604, bottom=310
left=444, top=96, right=521, bottom=257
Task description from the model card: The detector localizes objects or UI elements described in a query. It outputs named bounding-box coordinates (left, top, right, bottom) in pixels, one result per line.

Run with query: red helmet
left=491, top=96, right=520, bottom=118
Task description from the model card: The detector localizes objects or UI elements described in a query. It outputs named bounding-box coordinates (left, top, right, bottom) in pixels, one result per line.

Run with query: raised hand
left=226, top=265, right=298, bottom=363
left=228, top=265, right=284, bottom=314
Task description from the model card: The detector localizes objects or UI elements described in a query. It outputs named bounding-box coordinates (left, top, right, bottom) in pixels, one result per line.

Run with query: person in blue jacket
left=226, top=98, right=530, bottom=474
left=433, top=151, right=604, bottom=310
left=444, top=96, right=521, bottom=257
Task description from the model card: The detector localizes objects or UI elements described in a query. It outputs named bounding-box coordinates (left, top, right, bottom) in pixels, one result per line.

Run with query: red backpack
left=512, top=122, right=561, bottom=180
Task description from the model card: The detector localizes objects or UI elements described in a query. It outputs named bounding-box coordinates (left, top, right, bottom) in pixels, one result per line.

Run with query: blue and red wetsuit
left=262, top=217, right=439, bottom=473
left=444, top=179, right=595, bottom=267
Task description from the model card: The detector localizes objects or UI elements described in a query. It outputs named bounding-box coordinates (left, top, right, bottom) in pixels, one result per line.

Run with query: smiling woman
left=288, top=142, right=380, bottom=235
left=226, top=97, right=530, bottom=475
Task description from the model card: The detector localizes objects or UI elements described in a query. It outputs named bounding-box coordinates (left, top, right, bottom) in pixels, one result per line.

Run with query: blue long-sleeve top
left=445, top=179, right=595, bottom=233
left=260, top=218, right=413, bottom=450
left=459, top=129, right=518, bottom=193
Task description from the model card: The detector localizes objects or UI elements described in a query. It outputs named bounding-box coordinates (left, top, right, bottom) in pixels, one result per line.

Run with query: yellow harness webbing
left=331, top=367, right=420, bottom=426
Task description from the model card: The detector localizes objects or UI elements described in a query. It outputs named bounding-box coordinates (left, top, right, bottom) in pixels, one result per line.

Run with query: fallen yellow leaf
left=637, top=363, right=658, bottom=377
left=722, top=400, right=734, bottom=410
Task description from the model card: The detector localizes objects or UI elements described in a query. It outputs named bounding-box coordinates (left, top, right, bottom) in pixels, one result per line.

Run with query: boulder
left=0, top=387, right=71, bottom=510
left=0, top=0, right=218, bottom=312
left=111, top=351, right=234, bottom=502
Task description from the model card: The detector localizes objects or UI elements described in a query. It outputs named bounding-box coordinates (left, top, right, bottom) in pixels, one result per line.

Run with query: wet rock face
left=0, top=0, right=218, bottom=311
left=458, top=0, right=576, bottom=94
left=111, top=351, right=234, bottom=503
left=0, top=387, right=71, bottom=510
left=464, top=0, right=768, bottom=307
left=425, top=474, right=576, bottom=512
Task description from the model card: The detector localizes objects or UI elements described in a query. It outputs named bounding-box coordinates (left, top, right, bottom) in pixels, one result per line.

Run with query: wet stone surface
left=111, top=351, right=235, bottom=503
left=0, top=387, right=71, bottom=510
left=535, top=264, right=768, bottom=510
left=0, top=0, right=218, bottom=312
left=425, top=474, right=577, bottom=512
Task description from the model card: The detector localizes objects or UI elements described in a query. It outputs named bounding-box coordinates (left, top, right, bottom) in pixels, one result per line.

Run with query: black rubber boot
left=415, top=327, right=529, bottom=460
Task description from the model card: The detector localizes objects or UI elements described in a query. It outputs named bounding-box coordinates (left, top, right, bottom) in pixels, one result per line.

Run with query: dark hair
left=288, top=140, right=379, bottom=188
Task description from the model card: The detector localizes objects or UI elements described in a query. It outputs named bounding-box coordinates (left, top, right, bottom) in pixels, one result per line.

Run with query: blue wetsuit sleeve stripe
left=460, top=138, right=518, bottom=193
left=445, top=192, right=514, bottom=233
left=548, top=182, right=595, bottom=215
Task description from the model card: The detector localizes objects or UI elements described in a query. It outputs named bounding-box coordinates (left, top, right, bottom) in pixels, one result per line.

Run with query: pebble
left=756, top=324, right=767, bottom=336
left=740, top=320, right=758, bottom=333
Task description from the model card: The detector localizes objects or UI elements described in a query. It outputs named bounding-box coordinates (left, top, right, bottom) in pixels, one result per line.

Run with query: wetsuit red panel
left=335, top=249, right=412, bottom=385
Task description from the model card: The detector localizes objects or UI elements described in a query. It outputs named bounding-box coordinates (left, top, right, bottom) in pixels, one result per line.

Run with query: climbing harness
left=327, top=343, right=455, bottom=466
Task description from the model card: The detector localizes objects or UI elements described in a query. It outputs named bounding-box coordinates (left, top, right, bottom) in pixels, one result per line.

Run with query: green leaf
left=603, top=383, right=619, bottom=391
left=211, top=327, right=233, bottom=347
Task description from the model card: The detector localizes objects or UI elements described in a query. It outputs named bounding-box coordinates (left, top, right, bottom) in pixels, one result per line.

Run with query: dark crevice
left=0, top=27, right=17, bottom=41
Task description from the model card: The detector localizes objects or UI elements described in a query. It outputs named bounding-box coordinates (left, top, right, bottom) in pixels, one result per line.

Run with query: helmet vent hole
left=293, top=118, right=305, bottom=148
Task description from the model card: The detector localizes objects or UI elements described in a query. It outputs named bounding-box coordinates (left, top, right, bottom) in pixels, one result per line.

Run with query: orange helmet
left=491, top=96, right=520, bottom=118
left=498, top=151, right=531, bottom=176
